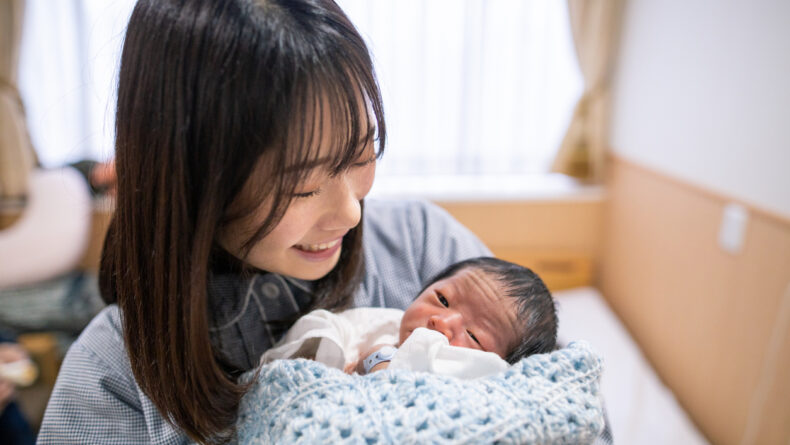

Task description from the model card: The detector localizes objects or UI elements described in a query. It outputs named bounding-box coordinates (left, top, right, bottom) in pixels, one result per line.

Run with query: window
left=337, top=0, right=582, bottom=181
left=20, top=0, right=582, bottom=191
left=19, top=0, right=135, bottom=167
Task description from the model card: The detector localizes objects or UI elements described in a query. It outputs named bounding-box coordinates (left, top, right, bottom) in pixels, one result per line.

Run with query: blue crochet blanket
left=235, top=342, right=604, bottom=444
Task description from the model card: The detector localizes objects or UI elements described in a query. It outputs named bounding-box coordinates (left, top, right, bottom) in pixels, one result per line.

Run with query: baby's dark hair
left=426, top=257, right=557, bottom=364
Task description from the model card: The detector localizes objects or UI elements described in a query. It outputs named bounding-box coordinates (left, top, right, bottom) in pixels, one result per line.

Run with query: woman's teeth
left=296, top=239, right=340, bottom=252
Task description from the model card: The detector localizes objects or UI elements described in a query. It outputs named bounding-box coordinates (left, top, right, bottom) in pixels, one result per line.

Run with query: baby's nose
left=427, top=313, right=462, bottom=340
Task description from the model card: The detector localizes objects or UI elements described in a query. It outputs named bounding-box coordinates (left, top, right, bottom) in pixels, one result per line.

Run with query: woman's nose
left=323, top=175, right=362, bottom=230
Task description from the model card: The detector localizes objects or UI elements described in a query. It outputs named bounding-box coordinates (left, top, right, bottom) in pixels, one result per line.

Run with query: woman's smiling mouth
left=292, top=237, right=344, bottom=262
left=294, top=238, right=342, bottom=252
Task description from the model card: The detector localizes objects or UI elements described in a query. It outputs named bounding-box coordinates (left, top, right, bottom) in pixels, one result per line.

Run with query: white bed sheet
left=554, top=287, right=708, bottom=445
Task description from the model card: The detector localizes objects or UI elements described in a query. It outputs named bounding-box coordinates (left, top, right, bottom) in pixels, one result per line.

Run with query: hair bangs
left=228, top=51, right=385, bottom=258
left=283, top=64, right=385, bottom=178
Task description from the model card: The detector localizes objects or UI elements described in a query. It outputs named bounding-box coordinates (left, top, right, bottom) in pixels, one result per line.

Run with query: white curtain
left=19, top=0, right=581, bottom=178
left=551, top=0, right=624, bottom=181
left=337, top=0, right=582, bottom=178
left=18, top=0, right=135, bottom=167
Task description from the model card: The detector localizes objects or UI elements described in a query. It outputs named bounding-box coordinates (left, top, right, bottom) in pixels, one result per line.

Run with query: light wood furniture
left=437, top=199, right=604, bottom=291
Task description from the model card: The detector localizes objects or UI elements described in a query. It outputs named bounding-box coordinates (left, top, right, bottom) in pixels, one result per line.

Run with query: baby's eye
left=467, top=331, right=482, bottom=347
left=436, top=292, right=449, bottom=307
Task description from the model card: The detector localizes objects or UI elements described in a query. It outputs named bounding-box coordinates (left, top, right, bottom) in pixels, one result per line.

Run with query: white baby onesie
left=260, top=307, right=508, bottom=379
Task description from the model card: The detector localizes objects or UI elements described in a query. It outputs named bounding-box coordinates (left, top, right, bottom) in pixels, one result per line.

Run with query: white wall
left=609, top=0, right=790, bottom=218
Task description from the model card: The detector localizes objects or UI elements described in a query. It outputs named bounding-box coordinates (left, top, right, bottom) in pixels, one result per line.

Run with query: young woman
left=37, top=1, right=489, bottom=443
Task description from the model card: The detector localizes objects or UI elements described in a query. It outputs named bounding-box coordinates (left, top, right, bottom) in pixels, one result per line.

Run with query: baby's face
left=399, top=268, right=520, bottom=358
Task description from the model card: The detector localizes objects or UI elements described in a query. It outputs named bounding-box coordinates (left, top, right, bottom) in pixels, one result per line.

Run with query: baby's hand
left=343, top=361, right=359, bottom=374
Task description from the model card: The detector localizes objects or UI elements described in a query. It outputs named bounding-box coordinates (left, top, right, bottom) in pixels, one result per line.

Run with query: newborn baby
left=261, top=257, right=557, bottom=378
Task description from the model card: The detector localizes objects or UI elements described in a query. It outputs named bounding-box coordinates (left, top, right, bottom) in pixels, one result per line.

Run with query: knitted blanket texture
left=235, top=341, right=604, bottom=444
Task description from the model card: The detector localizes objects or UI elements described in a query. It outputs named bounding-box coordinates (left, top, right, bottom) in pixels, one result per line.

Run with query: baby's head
left=399, top=257, right=557, bottom=364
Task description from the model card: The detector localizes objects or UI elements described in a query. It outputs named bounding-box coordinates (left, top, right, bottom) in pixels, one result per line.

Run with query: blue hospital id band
left=363, top=346, right=398, bottom=374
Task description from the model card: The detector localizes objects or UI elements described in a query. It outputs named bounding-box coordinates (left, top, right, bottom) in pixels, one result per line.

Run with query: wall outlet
left=718, top=203, right=749, bottom=254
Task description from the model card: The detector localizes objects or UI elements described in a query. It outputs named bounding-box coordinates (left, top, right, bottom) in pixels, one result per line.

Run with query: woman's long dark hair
left=99, top=0, right=385, bottom=441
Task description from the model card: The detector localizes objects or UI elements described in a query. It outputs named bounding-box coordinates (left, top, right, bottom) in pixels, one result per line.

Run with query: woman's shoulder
left=52, top=304, right=133, bottom=393
left=81, top=304, right=123, bottom=338
left=70, top=305, right=126, bottom=367
left=363, top=198, right=491, bottom=262
left=364, top=198, right=452, bottom=227
left=363, top=199, right=482, bottom=249
left=39, top=305, right=187, bottom=443
left=356, top=199, right=491, bottom=309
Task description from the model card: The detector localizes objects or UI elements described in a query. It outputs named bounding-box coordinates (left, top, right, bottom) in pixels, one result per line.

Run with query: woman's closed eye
left=293, top=188, right=321, bottom=198
left=296, top=156, right=373, bottom=198
left=352, top=156, right=376, bottom=168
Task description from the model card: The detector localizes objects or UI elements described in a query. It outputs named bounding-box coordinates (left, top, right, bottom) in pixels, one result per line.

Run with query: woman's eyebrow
left=284, top=126, right=377, bottom=174
left=283, top=156, right=336, bottom=173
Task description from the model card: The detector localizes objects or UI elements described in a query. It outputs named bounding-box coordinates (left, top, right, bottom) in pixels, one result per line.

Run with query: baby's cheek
left=398, top=311, right=415, bottom=341
left=449, top=338, right=468, bottom=348
left=397, top=325, right=409, bottom=345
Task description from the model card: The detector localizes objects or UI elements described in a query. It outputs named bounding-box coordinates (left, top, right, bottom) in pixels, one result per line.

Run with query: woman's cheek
left=266, top=206, right=311, bottom=247
left=355, top=162, right=376, bottom=198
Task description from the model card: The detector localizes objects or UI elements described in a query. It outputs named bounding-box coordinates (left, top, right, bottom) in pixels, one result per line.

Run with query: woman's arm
left=38, top=307, right=187, bottom=444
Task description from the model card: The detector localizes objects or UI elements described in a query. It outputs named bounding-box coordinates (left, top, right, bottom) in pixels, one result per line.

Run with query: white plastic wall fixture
left=718, top=202, right=749, bottom=255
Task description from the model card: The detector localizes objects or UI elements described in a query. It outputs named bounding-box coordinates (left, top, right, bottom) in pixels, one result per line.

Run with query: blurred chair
left=0, top=168, right=92, bottom=289
left=1, top=0, right=104, bottom=334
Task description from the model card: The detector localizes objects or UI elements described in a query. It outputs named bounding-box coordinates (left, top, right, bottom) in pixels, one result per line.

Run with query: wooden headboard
left=436, top=198, right=604, bottom=291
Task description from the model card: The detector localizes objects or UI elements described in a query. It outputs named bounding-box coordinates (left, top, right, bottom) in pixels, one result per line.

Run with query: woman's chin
left=283, top=247, right=342, bottom=281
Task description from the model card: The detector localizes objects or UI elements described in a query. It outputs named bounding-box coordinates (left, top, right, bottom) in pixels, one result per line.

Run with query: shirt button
left=261, top=282, right=280, bottom=299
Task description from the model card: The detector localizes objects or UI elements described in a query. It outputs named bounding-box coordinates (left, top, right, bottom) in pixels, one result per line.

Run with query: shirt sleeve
left=356, top=199, right=492, bottom=310
left=37, top=307, right=187, bottom=445
left=407, top=199, right=492, bottom=285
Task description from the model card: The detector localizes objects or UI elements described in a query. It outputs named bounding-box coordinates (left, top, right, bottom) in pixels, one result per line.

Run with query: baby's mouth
left=294, top=238, right=341, bottom=252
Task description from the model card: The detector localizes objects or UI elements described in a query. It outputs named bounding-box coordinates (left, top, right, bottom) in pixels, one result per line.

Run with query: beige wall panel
left=738, top=216, right=790, bottom=445
left=600, top=156, right=790, bottom=445
left=437, top=200, right=603, bottom=253
left=753, top=324, right=790, bottom=444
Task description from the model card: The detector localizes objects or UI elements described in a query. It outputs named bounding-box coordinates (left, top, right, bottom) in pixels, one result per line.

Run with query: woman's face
left=218, top=142, right=376, bottom=281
